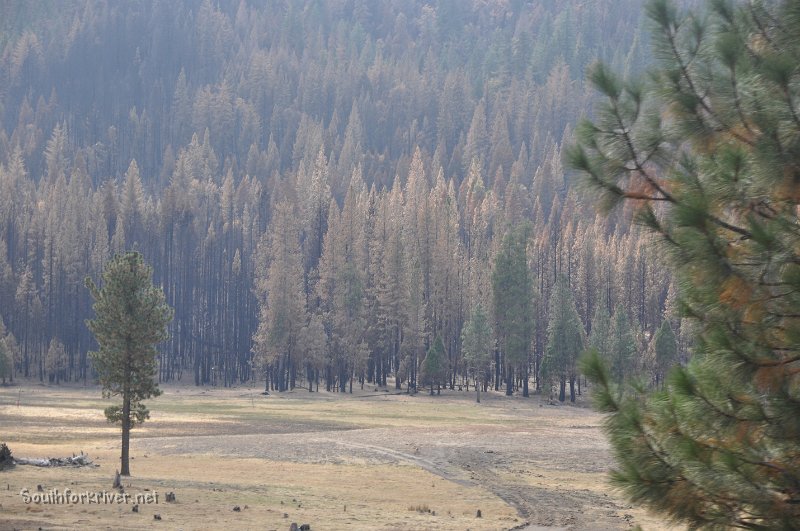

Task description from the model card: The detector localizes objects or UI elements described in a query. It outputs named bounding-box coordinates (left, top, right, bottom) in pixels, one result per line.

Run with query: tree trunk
left=559, top=377, right=566, bottom=403
left=121, top=390, right=131, bottom=476
left=569, top=376, right=576, bottom=403
left=506, top=366, right=513, bottom=396
left=494, top=348, right=500, bottom=390
left=476, top=378, right=480, bottom=403
left=522, top=370, right=529, bottom=397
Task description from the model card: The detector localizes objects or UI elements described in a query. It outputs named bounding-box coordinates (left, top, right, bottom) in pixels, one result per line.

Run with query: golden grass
left=0, top=385, right=520, bottom=530
left=1, top=447, right=516, bottom=530
left=0, top=383, right=681, bottom=530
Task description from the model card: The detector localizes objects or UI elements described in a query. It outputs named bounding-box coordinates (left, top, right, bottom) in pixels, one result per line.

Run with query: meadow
left=0, top=383, right=675, bottom=530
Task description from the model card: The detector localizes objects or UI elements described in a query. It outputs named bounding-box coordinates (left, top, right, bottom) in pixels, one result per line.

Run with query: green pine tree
left=461, top=303, right=493, bottom=403
left=0, top=336, right=10, bottom=384
left=542, top=277, right=585, bottom=402
left=492, top=224, right=534, bottom=396
left=570, top=0, right=800, bottom=526
left=421, top=336, right=446, bottom=395
left=653, top=319, right=678, bottom=389
left=85, top=252, right=173, bottom=476
left=609, top=309, right=637, bottom=385
left=588, top=304, right=612, bottom=360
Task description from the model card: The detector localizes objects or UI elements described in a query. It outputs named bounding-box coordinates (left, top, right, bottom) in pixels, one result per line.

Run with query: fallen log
left=14, top=451, right=96, bottom=468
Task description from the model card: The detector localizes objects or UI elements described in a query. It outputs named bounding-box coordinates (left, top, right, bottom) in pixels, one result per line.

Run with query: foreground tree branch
left=570, top=0, right=800, bottom=527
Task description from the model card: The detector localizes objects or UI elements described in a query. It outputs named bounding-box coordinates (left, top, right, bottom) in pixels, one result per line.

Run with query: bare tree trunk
left=522, top=362, right=529, bottom=397
left=121, top=389, right=131, bottom=476
left=494, top=348, right=500, bottom=390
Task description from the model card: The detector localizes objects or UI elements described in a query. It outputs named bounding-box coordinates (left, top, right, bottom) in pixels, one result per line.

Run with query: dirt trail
left=322, top=439, right=475, bottom=487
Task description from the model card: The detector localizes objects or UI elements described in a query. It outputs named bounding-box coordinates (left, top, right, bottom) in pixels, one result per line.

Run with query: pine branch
left=664, top=17, right=755, bottom=147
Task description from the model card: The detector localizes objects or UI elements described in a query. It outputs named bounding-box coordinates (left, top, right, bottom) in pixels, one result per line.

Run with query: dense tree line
left=0, top=0, right=687, bottom=394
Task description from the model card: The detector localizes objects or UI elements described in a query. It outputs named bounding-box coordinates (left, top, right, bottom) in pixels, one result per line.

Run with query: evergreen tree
left=492, top=224, right=534, bottom=396
left=85, top=252, right=173, bottom=476
left=609, top=309, right=637, bottom=385
left=589, top=304, right=612, bottom=359
left=653, top=319, right=677, bottom=389
left=542, top=276, right=585, bottom=402
left=0, top=335, right=10, bottom=384
left=299, top=314, right=327, bottom=392
left=421, top=335, right=446, bottom=395
left=461, top=303, right=492, bottom=402
left=571, top=0, right=800, bottom=526
left=44, top=338, right=66, bottom=384
left=252, top=201, right=306, bottom=392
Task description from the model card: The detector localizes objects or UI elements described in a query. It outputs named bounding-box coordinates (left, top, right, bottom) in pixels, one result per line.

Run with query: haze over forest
left=0, top=0, right=689, bottom=395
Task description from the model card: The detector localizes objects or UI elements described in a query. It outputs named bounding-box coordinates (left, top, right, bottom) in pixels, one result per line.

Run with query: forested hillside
left=0, top=0, right=687, bottom=393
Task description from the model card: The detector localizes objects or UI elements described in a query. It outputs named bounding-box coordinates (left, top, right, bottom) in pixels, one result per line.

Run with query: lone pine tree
left=86, top=252, right=172, bottom=476
left=569, top=0, right=800, bottom=527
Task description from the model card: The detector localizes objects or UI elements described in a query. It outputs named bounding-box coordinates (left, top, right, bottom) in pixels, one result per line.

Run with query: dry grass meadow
left=0, top=382, right=679, bottom=530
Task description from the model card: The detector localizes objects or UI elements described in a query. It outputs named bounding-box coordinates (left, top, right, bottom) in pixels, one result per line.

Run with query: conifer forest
left=4, top=0, right=800, bottom=529
left=0, top=0, right=687, bottom=396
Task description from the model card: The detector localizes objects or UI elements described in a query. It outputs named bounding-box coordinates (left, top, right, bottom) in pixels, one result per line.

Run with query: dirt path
left=322, top=439, right=475, bottom=487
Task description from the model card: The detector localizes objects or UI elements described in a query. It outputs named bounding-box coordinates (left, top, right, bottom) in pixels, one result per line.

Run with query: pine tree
left=653, top=319, right=677, bottom=390
left=45, top=338, right=67, bottom=384
left=421, top=336, right=446, bottom=395
left=589, top=302, right=613, bottom=359
left=570, top=0, right=800, bottom=526
left=85, top=252, right=173, bottom=476
left=0, top=333, right=11, bottom=384
left=492, top=224, right=534, bottom=396
left=609, top=309, right=637, bottom=385
left=299, top=314, right=327, bottom=392
left=542, top=276, right=585, bottom=402
left=461, top=303, right=492, bottom=402
left=253, top=201, right=306, bottom=392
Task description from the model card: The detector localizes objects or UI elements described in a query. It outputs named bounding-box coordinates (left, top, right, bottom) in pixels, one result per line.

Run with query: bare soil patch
left=0, top=382, right=678, bottom=530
